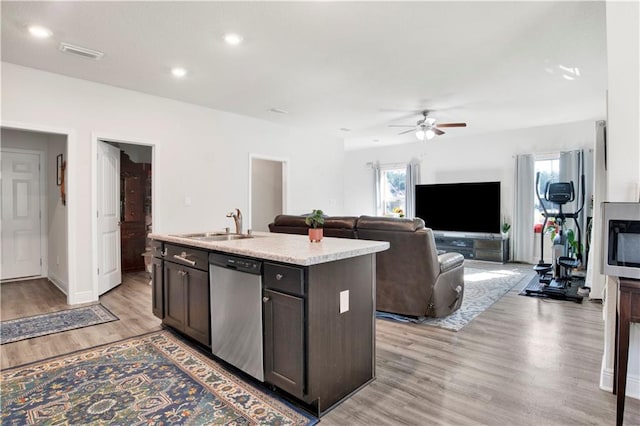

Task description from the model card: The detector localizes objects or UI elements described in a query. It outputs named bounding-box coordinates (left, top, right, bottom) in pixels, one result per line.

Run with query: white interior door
left=1, top=151, right=43, bottom=280
left=97, top=141, right=121, bottom=295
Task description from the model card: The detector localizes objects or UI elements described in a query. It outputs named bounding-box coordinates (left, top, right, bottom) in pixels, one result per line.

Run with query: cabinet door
left=151, top=257, right=164, bottom=319
left=163, top=262, right=186, bottom=331
left=264, top=289, right=305, bottom=398
left=184, top=267, right=211, bottom=347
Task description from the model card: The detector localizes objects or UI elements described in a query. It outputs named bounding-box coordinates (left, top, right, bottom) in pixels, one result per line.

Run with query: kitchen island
left=149, top=231, right=389, bottom=416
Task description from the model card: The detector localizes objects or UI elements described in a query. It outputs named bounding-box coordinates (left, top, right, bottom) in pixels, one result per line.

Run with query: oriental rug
left=1, top=330, right=316, bottom=425
left=0, top=304, right=119, bottom=345
left=377, top=264, right=535, bottom=331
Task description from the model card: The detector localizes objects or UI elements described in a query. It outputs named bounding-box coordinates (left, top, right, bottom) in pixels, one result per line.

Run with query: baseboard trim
left=600, top=357, right=640, bottom=400
left=68, top=290, right=96, bottom=305
left=47, top=273, right=68, bottom=296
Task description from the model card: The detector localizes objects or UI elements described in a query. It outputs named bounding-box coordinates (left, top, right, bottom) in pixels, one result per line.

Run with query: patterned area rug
left=1, top=330, right=316, bottom=425
left=377, top=265, right=534, bottom=331
left=1, top=304, right=119, bottom=345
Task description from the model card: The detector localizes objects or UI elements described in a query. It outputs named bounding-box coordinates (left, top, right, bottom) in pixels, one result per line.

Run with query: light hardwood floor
left=1, top=267, right=639, bottom=425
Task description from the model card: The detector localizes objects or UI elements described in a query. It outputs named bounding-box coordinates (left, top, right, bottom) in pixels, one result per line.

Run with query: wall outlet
left=184, top=196, right=192, bottom=206
left=340, top=290, right=349, bottom=314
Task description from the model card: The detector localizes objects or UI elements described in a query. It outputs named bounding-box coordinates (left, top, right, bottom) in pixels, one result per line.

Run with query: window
left=378, top=167, right=406, bottom=217
left=534, top=155, right=560, bottom=224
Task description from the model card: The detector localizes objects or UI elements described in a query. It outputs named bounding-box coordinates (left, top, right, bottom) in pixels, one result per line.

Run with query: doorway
left=249, top=155, right=288, bottom=232
left=94, top=137, right=154, bottom=297
left=0, top=127, right=69, bottom=294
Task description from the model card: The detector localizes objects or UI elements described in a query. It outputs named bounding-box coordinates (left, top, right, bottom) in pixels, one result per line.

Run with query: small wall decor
left=60, top=159, right=66, bottom=206
left=56, top=154, right=63, bottom=186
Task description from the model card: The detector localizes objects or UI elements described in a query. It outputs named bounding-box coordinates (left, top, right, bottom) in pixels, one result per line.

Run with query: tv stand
left=434, top=234, right=509, bottom=263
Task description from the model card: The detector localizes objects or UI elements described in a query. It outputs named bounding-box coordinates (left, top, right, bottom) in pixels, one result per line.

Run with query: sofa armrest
left=438, top=252, right=464, bottom=273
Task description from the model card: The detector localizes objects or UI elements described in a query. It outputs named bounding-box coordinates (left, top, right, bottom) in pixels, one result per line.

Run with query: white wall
left=0, top=128, right=69, bottom=292
left=1, top=62, right=345, bottom=303
left=600, top=0, right=640, bottom=400
left=251, top=158, right=283, bottom=232
left=344, top=120, right=598, bottom=226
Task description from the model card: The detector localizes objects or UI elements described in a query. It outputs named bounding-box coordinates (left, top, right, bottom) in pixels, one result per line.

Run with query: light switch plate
left=340, top=290, right=349, bottom=314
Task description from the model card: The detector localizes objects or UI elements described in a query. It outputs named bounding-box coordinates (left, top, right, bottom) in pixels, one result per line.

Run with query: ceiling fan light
left=425, top=129, right=436, bottom=140
left=415, top=129, right=426, bottom=140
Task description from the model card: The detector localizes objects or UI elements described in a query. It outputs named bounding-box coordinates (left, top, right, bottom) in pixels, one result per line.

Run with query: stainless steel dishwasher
left=209, top=253, right=264, bottom=381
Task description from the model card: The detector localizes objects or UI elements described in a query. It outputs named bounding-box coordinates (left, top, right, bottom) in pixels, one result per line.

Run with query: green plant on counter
left=304, top=209, right=325, bottom=229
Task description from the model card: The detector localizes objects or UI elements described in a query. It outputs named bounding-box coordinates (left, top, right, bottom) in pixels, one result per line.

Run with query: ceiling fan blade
left=388, top=124, right=414, bottom=128
left=436, top=122, right=467, bottom=128
left=432, top=127, right=445, bottom=136
left=398, top=129, right=415, bottom=135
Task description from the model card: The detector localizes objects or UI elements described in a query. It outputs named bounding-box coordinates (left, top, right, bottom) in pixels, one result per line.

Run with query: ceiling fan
left=389, top=111, right=467, bottom=141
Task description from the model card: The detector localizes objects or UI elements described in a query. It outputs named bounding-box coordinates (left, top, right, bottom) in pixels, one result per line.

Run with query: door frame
left=0, top=147, right=47, bottom=281
left=248, top=154, right=289, bottom=231
left=1, top=120, right=76, bottom=304
left=91, top=133, right=156, bottom=300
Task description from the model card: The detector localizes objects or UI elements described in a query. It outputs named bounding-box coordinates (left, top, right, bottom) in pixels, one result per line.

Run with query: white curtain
left=373, top=162, right=381, bottom=215
left=513, top=154, right=535, bottom=263
left=405, top=160, right=420, bottom=218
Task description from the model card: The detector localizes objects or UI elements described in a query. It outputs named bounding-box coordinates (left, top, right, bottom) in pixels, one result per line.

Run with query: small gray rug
left=1, top=304, right=119, bottom=344
left=377, top=265, right=534, bottom=331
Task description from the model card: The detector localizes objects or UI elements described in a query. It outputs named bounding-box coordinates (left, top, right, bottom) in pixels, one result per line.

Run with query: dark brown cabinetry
left=162, top=244, right=210, bottom=348
left=263, top=256, right=375, bottom=415
left=150, top=238, right=377, bottom=416
left=263, top=263, right=306, bottom=398
left=151, top=240, right=164, bottom=319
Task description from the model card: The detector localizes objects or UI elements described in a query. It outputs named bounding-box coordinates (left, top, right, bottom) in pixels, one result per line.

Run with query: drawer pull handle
left=178, top=270, right=188, bottom=276
left=173, top=253, right=196, bottom=266
left=263, top=296, right=270, bottom=303
left=275, top=273, right=283, bottom=280
left=161, top=248, right=167, bottom=256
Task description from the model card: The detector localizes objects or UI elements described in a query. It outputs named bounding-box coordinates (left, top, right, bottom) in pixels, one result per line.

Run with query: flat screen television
left=415, top=181, right=501, bottom=234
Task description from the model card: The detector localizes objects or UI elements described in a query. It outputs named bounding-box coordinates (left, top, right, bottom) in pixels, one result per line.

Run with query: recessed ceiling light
left=28, top=25, right=52, bottom=39
left=224, top=33, right=243, bottom=46
left=171, top=67, right=187, bottom=78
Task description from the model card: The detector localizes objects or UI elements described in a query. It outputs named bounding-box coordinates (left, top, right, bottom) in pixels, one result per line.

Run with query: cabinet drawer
left=264, top=263, right=305, bottom=296
left=165, top=244, right=209, bottom=271
left=151, top=240, right=164, bottom=258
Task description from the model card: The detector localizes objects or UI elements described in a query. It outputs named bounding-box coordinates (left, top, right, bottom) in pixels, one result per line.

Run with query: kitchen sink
left=196, top=234, right=254, bottom=241
left=172, top=232, right=254, bottom=241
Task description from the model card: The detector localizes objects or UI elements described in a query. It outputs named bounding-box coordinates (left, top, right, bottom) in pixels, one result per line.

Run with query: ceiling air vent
left=58, top=42, right=104, bottom=60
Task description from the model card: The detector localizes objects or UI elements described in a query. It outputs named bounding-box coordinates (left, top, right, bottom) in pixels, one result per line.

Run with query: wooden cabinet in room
left=121, top=222, right=146, bottom=272
left=120, top=152, right=150, bottom=272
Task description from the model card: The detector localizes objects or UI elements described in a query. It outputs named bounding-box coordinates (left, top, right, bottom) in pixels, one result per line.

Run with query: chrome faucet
left=226, top=208, right=243, bottom=234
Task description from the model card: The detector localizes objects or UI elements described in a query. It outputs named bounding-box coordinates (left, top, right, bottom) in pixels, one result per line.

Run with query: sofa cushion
left=356, top=216, right=425, bottom=232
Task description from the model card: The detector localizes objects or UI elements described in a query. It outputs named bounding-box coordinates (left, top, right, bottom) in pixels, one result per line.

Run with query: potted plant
left=501, top=221, right=511, bottom=239
left=305, top=209, right=325, bottom=242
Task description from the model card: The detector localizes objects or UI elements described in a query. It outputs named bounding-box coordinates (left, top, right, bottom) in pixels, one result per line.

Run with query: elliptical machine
left=529, top=171, right=586, bottom=302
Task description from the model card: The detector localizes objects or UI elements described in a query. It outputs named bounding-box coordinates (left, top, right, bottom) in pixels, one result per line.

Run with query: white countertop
left=149, top=231, right=389, bottom=266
